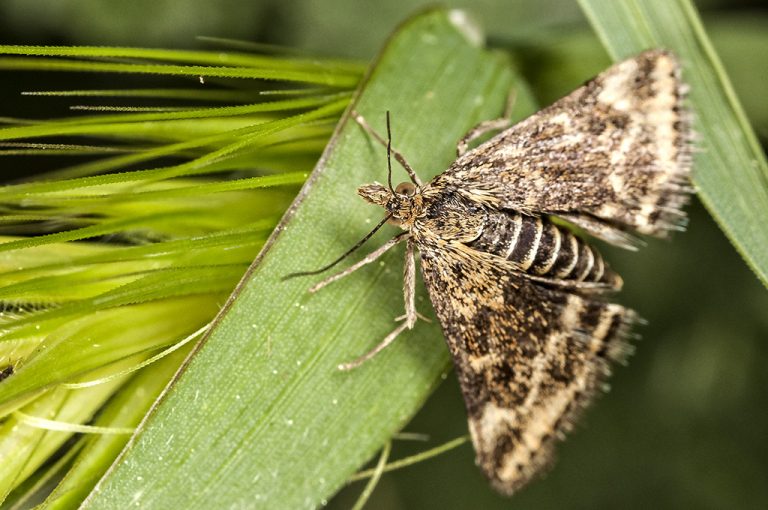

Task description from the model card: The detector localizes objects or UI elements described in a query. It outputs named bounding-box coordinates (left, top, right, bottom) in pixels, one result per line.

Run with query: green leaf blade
left=79, top=9, right=535, bottom=509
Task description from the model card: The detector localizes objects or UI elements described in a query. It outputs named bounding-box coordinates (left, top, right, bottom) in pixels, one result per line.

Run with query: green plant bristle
left=0, top=41, right=360, bottom=507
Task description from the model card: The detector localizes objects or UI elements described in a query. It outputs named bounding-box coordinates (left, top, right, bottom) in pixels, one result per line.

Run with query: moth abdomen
left=468, top=211, right=619, bottom=288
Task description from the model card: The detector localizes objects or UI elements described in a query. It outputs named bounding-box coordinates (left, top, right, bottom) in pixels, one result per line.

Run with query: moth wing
left=419, top=243, right=635, bottom=495
left=430, top=49, right=692, bottom=238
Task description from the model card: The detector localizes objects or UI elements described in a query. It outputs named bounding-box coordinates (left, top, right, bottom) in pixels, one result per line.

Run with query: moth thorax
left=468, top=212, right=622, bottom=288
left=358, top=181, right=422, bottom=227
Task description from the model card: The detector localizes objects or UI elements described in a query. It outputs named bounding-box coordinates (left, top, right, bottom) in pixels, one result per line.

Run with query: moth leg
left=516, top=271, right=622, bottom=294
left=338, top=321, right=409, bottom=371
left=402, top=237, right=417, bottom=329
left=351, top=110, right=422, bottom=186
left=309, top=232, right=409, bottom=293
left=456, top=90, right=517, bottom=157
left=396, top=240, right=431, bottom=321
left=557, top=213, right=644, bottom=251
left=338, top=237, right=419, bottom=371
left=395, top=312, right=432, bottom=323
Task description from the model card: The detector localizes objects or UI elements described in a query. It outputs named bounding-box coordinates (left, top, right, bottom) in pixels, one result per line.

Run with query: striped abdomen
left=467, top=211, right=620, bottom=288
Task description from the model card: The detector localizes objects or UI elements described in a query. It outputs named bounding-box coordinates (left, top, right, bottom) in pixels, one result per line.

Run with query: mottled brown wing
left=419, top=242, right=635, bottom=495
left=428, top=49, right=692, bottom=238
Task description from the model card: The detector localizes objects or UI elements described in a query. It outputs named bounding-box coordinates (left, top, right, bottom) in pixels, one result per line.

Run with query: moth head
left=357, top=182, right=390, bottom=207
left=358, top=181, right=420, bottom=225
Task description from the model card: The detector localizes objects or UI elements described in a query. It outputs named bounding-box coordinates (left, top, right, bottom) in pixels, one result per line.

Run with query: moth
left=293, top=49, right=692, bottom=495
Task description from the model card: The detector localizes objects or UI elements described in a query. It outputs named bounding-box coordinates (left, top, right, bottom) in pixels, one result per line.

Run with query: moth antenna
left=386, top=111, right=394, bottom=193
left=351, top=110, right=422, bottom=186
left=283, top=214, right=393, bottom=280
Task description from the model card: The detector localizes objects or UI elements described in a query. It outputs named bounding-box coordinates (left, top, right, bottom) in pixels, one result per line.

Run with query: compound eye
left=395, top=182, right=416, bottom=196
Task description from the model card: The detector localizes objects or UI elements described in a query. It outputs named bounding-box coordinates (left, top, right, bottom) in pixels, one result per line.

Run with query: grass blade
left=37, top=347, right=193, bottom=510
left=0, top=32, right=357, bottom=505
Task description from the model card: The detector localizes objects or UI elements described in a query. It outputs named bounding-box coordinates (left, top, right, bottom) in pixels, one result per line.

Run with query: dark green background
left=1, top=1, right=766, bottom=508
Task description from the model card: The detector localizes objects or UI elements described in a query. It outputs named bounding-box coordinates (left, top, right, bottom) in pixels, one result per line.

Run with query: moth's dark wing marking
left=0, top=365, right=13, bottom=382
left=430, top=49, right=692, bottom=239
left=419, top=242, right=635, bottom=495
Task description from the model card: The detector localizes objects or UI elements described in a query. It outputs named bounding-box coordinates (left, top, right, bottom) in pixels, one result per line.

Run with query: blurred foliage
left=0, top=0, right=583, bottom=53
left=0, top=1, right=765, bottom=509
left=0, top=0, right=764, bottom=133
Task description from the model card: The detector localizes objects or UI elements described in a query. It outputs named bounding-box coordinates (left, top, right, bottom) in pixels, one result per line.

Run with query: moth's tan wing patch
left=419, top=243, right=635, bottom=495
left=429, top=49, right=692, bottom=239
